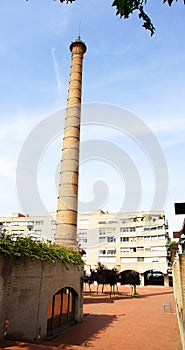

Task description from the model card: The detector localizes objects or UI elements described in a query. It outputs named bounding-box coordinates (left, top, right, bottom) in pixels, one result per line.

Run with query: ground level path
left=0, top=285, right=182, bottom=350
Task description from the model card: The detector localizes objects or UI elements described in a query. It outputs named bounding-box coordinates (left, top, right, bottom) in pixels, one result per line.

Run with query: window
left=120, top=237, right=129, bottom=242
left=78, top=230, right=87, bottom=236
left=99, top=250, right=106, bottom=255
left=157, top=226, right=163, bottom=230
left=120, top=227, right=129, bottom=232
left=158, top=235, right=165, bottom=240
left=120, top=227, right=135, bottom=232
left=120, top=247, right=130, bottom=252
left=137, top=247, right=144, bottom=251
left=34, top=230, right=41, bottom=236
left=137, top=236, right=143, bottom=241
left=99, top=228, right=106, bottom=235
left=130, top=247, right=136, bottom=252
left=144, top=236, right=151, bottom=241
left=35, top=220, right=44, bottom=225
left=10, top=221, right=29, bottom=227
left=99, top=249, right=116, bottom=256
left=137, top=257, right=144, bottom=262
left=107, top=220, right=117, bottom=224
left=51, top=230, right=55, bottom=239
left=107, top=236, right=116, bottom=243
left=151, top=246, right=165, bottom=252
left=107, top=249, right=116, bottom=255
left=145, top=247, right=151, bottom=252
left=11, top=230, right=24, bottom=236
left=78, top=238, right=87, bottom=243
left=99, top=237, right=106, bottom=243
left=107, top=227, right=116, bottom=233
left=151, top=235, right=157, bottom=241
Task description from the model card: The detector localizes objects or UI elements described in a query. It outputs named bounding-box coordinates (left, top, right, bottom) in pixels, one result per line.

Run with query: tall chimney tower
left=55, top=38, right=87, bottom=248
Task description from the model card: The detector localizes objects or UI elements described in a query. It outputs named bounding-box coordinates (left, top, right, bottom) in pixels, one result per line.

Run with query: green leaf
left=0, top=235, right=84, bottom=266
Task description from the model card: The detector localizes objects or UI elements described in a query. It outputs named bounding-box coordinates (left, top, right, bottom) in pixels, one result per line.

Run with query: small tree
left=121, top=270, right=140, bottom=297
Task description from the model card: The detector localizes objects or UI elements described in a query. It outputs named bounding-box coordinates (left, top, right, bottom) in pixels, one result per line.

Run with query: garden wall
left=0, top=254, right=83, bottom=339
left=173, top=254, right=185, bottom=350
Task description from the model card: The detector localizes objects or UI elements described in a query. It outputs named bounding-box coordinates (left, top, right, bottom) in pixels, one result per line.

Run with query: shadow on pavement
left=52, top=313, right=119, bottom=347
left=0, top=313, right=119, bottom=349
left=0, top=339, right=54, bottom=349
left=83, top=290, right=174, bottom=305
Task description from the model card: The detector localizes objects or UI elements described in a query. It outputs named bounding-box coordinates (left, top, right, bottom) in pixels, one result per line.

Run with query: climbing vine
left=0, top=234, right=84, bottom=266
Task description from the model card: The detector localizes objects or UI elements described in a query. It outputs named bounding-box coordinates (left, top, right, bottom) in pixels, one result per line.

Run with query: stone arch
left=47, top=282, right=79, bottom=302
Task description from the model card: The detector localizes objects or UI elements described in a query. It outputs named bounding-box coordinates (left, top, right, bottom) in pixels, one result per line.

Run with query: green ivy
left=0, top=234, right=84, bottom=266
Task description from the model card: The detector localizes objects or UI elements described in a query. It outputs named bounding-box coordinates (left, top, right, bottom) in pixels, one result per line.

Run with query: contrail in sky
left=51, top=47, right=63, bottom=101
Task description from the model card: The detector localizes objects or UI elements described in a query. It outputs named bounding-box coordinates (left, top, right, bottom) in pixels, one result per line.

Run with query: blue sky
left=0, top=0, right=185, bottom=236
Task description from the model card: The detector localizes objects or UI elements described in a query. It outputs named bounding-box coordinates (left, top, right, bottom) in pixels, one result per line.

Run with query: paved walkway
left=0, top=286, right=182, bottom=350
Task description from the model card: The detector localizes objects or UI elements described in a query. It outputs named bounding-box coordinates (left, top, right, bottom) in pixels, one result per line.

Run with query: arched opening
left=144, top=270, right=164, bottom=286
left=47, top=287, right=77, bottom=335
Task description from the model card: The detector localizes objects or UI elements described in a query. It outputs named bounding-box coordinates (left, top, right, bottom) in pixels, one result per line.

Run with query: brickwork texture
left=0, top=254, right=83, bottom=340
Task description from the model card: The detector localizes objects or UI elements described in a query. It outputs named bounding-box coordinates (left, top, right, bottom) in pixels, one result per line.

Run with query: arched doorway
left=144, top=270, right=164, bottom=286
left=47, top=287, right=77, bottom=335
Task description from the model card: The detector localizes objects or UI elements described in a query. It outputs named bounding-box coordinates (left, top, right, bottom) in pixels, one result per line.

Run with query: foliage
left=56, top=0, right=184, bottom=36
left=121, top=269, right=140, bottom=286
left=121, top=269, right=140, bottom=297
left=168, top=240, right=178, bottom=262
left=168, top=240, right=178, bottom=252
left=0, top=234, right=84, bottom=266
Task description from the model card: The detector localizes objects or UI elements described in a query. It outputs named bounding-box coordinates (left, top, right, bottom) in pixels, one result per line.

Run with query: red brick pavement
left=0, top=286, right=182, bottom=350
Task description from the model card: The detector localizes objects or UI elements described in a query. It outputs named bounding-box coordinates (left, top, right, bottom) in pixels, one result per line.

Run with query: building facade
left=77, top=210, right=170, bottom=286
left=0, top=212, right=56, bottom=242
left=0, top=209, right=170, bottom=286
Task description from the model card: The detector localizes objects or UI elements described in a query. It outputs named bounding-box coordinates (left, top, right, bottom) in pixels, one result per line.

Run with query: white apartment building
left=0, top=212, right=56, bottom=242
left=77, top=210, right=170, bottom=286
left=0, top=210, right=170, bottom=286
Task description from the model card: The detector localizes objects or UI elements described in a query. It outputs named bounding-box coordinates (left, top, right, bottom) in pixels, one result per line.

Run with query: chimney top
left=69, top=38, right=87, bottom=54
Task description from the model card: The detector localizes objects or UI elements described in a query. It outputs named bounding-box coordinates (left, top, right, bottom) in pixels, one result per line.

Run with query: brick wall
left=173, top=254, right=185, bottom=350
left=0, top=254, right=83, bottom=339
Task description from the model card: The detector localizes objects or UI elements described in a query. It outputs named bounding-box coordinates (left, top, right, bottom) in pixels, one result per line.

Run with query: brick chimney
left=55, top=38, right=87, bottom=248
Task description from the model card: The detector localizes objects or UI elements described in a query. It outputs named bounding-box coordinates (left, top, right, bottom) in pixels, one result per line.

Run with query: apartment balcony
left=119, top=251, right=167, bottom=258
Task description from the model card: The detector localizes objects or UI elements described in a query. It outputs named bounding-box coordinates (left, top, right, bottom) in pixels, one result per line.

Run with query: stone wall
left=0, top=254, right=83, bottom=339
left=173, top=254, right=185, bottom=350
